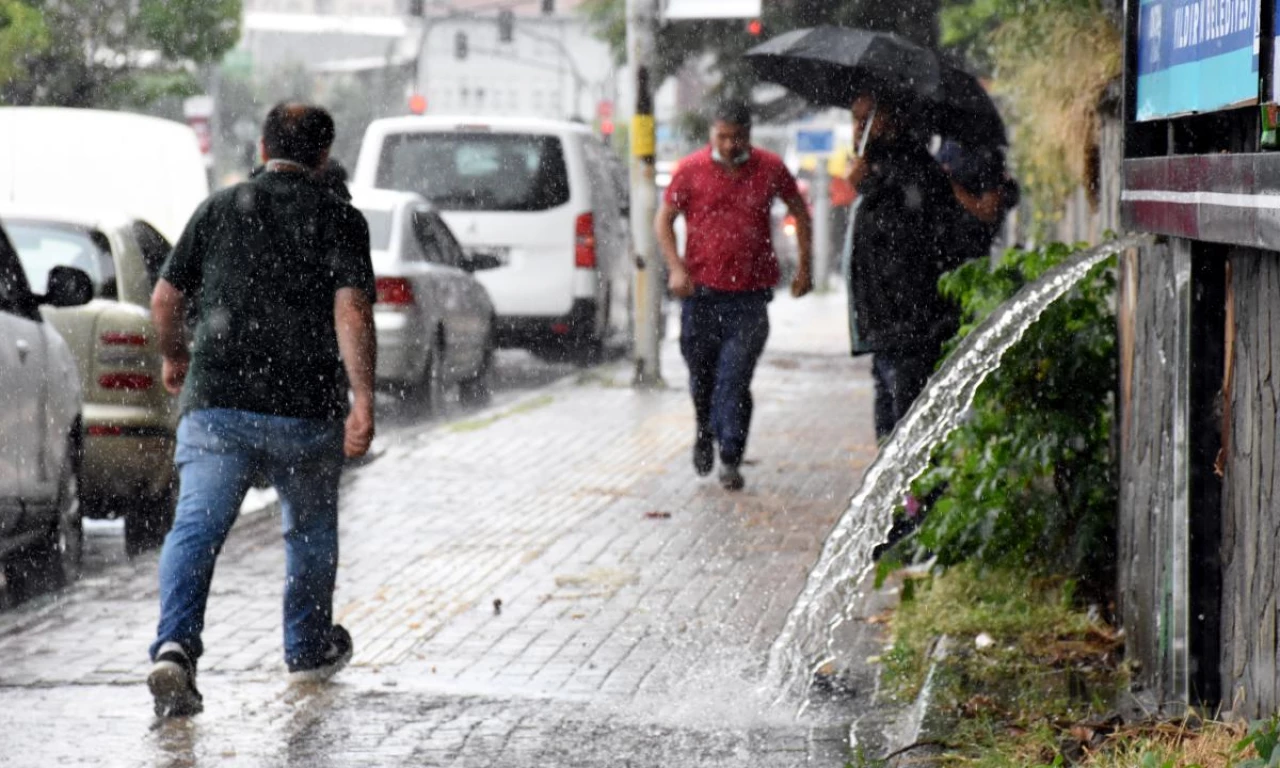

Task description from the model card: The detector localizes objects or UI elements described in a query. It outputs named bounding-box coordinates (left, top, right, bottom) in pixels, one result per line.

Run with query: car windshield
left=357, top=207, right=394, bottom=251
left=376, top=131, right=570, bottom=212
left=6, top=219, right=113, bottom=295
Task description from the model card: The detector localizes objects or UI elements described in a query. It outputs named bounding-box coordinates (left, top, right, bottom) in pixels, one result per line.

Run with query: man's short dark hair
left=262, top=102, right=336, bottom=168
left=713, top=100, right=752, bottom=129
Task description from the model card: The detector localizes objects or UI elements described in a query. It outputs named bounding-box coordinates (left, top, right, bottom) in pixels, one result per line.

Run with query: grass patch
left=447, top=394, right=555, bottom=433
left=876, top=567, right=1280, bottom=767
left=877, top=564, right=1126, bottom=766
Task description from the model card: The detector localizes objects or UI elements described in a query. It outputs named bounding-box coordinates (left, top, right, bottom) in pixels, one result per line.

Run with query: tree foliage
left=939, top=0, right=1122, bottom=217
left=1, top=0, right=242, bottom=108
left=0, top=1, right=49, bottom=87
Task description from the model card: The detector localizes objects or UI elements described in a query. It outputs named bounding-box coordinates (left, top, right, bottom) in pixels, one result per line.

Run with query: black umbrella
left=929, top=65, right=1006, bottom=147
left=744, top=26, right=941, bottom=110
left=746, top=26, right=1008, bottom=148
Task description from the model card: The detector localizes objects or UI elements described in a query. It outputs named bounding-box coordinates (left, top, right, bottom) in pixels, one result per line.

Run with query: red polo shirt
left=664, top=146, right=800, bottom=292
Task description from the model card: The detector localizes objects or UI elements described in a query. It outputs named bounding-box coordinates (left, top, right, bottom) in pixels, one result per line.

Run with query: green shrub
left=889, top=242, right=1118, bottom=592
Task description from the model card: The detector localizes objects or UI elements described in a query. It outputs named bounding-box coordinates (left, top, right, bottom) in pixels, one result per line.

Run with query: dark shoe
left=148, top=641, right=203, bottom=717
left=287, top=625, right=353, bottom=684
left=719, top=463, right=745, bottom=492
left=693, top=431, right=714, bottom=476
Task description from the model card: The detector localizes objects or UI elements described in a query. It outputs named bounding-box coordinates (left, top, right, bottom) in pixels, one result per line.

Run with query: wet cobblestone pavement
left=0, top=292, right=885, bottom=766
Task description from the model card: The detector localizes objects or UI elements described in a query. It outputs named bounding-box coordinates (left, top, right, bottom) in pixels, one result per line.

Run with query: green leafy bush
left=890, top=242, right=1119, bottom=591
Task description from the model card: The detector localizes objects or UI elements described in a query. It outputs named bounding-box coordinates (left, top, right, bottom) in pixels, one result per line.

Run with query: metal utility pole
left=627, top=0, right=662, bottom=387
left=811, top=169, right=831, bottom=291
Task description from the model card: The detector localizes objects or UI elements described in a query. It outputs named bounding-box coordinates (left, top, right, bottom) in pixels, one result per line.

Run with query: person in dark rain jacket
left=845, top=94, right=987, bottom=440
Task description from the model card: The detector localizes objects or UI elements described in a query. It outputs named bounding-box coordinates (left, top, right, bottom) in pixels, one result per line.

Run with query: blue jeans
left=872, top=348, right=940, bottom=440
left=679, top=289, right=772, bottom=466
left=150, top=408, right=345, bottom=669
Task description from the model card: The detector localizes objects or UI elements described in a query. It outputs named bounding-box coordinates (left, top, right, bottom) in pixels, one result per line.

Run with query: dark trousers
left=872, top=348, right=939, bottom=440
left=680, top=289, right=772, bottom=466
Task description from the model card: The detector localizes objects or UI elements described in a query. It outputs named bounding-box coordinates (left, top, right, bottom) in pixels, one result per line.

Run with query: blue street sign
left=795, top=129, right=834, bottom=154
left=1135, top=0, right=1260, bottom=121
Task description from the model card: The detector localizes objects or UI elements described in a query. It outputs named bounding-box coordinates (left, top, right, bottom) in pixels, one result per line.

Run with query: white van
left=353, top=116, right=631, bottom=360
left=0, top=108, right=209, bottom=242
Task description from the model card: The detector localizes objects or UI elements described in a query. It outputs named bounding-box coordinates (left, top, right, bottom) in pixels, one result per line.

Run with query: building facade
left=239, top=0, right=617, bottom=123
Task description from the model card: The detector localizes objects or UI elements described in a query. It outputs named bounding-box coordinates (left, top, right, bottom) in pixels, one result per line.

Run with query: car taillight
left=98, top=373, right=154, bottom=391
left=87, top=426, right=124, bottom=437
left=575, top=213, right=596, bottom=269
left=101, top=331, right=148, bottom=346
left=376, top=277, right=415, bottom=306
left=783, top=215, right=797, bottom=236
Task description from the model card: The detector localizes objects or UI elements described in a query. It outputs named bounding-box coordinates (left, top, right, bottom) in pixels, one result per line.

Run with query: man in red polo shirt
left=655, top=100, right=813, bottom=491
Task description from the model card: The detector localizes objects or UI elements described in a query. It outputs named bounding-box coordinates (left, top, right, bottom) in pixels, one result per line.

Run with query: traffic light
left=541, top=0, right=554, bottom=13
left=408, top=0, right=424, bottom=16
left=498, top=10, right=514, bottom=43
left=746, top=18, right=763, bottom=36
left=454, top=30, right=468, bottom=59
left=409, top=93, right=427, bottom=115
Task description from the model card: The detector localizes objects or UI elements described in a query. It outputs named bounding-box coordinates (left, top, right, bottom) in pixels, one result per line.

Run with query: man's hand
left=791, top=264, right=814, bottom=298
left=335, top=287, right=377, bottom=458
left=161, top=353, right=190, bottom=395
left=344, top=397, right=375, bottom=458
left=151, top=278, right=190, bottom=396
left=668, top=264, right=695, bottom=299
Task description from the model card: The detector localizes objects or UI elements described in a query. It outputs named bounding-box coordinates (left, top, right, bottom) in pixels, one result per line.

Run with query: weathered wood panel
left=1220, top=247, right=1280, bottom=717
left=1118, top=238, right=1190, bottom=706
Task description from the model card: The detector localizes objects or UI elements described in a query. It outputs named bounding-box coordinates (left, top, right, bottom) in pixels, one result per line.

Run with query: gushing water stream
left=765, top=234, right=1152, bottom=710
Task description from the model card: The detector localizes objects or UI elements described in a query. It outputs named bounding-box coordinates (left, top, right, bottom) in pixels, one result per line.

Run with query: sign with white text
left=1135, top=0, right=1261, bottom=120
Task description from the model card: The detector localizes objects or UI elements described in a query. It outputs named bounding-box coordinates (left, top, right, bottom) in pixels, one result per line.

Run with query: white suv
left=0, top=220, right=92, bottom=584
left=354, top=116, right=632, bottom=362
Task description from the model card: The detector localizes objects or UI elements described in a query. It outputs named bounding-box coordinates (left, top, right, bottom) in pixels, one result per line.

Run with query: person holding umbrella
left=843, top=93, right=984, bottom=438
left=745, top=26, right=1002, bottom=437
left=655, top=99, right=814, bottom=491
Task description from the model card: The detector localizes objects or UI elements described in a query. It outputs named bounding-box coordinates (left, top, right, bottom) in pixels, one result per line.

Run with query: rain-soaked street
left=0, top=292, right=887, bottom=766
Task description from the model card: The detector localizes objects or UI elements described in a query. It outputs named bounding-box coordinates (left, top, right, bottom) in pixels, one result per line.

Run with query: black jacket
left=848, top=140, right=987, bottom=354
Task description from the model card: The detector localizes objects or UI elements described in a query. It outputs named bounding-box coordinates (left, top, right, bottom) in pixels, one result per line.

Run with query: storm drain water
left=764, top=234, right=1152, bottom=712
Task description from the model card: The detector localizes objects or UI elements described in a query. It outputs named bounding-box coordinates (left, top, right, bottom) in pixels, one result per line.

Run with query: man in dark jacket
left=846, top=95, right=986, bottom=440
left=147, top=103, right=376, bottom=717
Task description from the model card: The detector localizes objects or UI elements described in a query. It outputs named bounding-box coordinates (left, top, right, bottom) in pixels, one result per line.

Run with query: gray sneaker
left=148, top=641, right=203, bottom=717
left=287, top=625, right=353, bottom=684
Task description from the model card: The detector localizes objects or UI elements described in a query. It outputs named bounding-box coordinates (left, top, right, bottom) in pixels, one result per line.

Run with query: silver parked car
left=351, top=188, right=496, bottom=405
left=0, top=217, right=94, bottom=584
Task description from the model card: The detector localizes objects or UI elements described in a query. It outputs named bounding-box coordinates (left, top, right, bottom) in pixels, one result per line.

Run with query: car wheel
left=125, top=475, right=176, bottom=557
left=458, top=324, right=495, bottom=407
left=26, top=436, right=84, bottom=587
left=423, top=334, right=448, bottom=412
left=570, top=290, right=608, bottom=367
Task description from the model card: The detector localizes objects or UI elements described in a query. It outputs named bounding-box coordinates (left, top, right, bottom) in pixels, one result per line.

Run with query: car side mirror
left=41, top=266, right=94, bottom=308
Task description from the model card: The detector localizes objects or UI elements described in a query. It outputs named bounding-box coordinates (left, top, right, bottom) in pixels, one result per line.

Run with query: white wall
left=415, top=16, right=617, bottom=122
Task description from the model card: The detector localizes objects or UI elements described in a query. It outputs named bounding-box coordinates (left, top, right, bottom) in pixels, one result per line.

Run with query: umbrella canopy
left=929, top=65, right=1006, bottom=147
left=746, top=26, right=1007, bottom=147
left=744, top=26, right=941, bottom=110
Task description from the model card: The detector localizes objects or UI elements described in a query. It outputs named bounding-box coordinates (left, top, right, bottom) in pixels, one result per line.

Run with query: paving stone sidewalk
left=0, top=290, right=888, bottom=767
